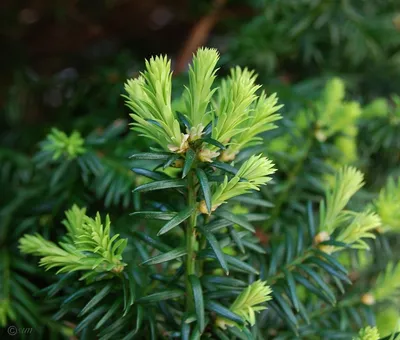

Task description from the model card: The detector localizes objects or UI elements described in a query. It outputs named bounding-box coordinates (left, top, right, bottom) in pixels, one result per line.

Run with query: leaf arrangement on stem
left=126, top=47, right=281, bottom=336
left=16, top=48, right=400, bottom=339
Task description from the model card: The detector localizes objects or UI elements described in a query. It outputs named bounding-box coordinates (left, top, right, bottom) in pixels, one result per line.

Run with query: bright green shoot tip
left=124, top=47, right=282, bottom=161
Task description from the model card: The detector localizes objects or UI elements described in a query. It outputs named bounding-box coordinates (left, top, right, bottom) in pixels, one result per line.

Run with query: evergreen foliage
left=3, top=1, right=400, bottom=333
left=226, top=0, right=400, bottom=95
left=5, top=47, right=398, bottom=339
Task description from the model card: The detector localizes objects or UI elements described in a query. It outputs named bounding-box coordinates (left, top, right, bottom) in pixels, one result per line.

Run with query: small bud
left=198, top=201, right=209, bottom=214
left=315, top=129, right=327, bottom=142
left=198, top=200, right=220, bottom=214
left=168, top=134, right=190, bottom=153
left=314, top=231, right=333, bottom=253
left=187, top=124, right=204, bottom=142
left=361, top=293, right=375, bottom=305
left=198, top=148, right=220, bottom=163
left=314, top=231, right=330, bottom=244
left=198, top=201, right=220, bottom=214
left=219, top=149, right=237, bottom=162
left=112, top=264, right=125, bottom=274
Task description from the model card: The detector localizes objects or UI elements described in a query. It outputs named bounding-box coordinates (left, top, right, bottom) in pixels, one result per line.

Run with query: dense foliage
left=1, top=1, right=400, bottom=339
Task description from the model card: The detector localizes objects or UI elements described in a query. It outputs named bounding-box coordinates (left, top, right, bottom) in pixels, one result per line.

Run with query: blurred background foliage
left=1, top=0, right=400, bottom=338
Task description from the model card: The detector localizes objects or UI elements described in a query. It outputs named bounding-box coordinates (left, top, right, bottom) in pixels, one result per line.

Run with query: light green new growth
left=209, top=155, right=276, bottom=210
left=374, top=177, right=400, bottom=232
left=222, top=91, right=282, bottom=160
left=236, top=154, right=276, bottom=187
left=124, top=56, right=184, bottom=152
left=19, top=234, right=84, bottom=273
left=216, top=280, right=272, bottom=329
left=19, top=205, right=127, bottom=279
left=212, top=67, right=260, bottom=144
left=324, top=77, right=345, bottom=116
left=124, top=47, right=282, bottom=163
left=336, top=210, right=380, bottom=250
left=352, top=326, right=380, bottom=340
left=320, top=166, right=364, bottom=234
left=316, top=78, right=361, bottom=142
left=371, top=262, right=400, bottom=303
left=43, top=128, right=86, bottom=160
left=317, top=167, right=381, bottom=252
left=183, top=47, right=219, bottom=127
left=362, top=98, right=388, bottom=119
left=63, top=205, right=127, bottom=264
